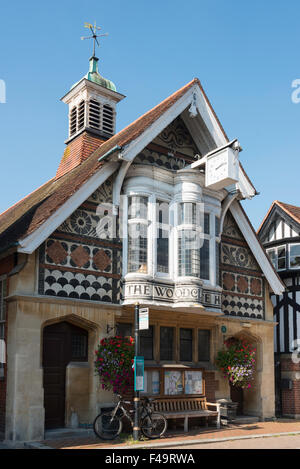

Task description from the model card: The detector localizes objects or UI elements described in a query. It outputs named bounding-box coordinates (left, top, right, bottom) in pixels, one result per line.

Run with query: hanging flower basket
left=216, top=338, right=256, bottom=389
left=94, top=336, right=134, bottom=395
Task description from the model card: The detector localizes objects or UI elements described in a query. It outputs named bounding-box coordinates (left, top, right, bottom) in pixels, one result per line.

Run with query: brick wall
left=203, top=371, right=218, bottom=402
left=281, top=355, right=300, bottom=417
left=56, top=131, right=105, bottom=179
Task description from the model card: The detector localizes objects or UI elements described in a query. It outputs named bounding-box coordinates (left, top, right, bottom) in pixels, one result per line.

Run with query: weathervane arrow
left=81, top=21, right=108, bottom=57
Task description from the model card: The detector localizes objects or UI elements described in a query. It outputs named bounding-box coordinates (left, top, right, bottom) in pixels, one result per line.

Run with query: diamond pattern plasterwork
left=46, top=241, right=68, bottom=265
left=93, top=249, right=111, bottom=271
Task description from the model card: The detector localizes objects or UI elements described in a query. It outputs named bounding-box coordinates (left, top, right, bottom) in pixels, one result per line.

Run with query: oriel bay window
left=124, top=189, right=220, bottom=287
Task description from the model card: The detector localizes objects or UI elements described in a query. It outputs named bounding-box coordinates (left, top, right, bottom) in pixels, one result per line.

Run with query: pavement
left=14, top=418, right=300, bottom=450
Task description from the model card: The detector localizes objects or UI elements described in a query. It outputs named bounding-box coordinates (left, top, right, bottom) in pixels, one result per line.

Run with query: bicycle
left=93, top=395, right=167, bottom=440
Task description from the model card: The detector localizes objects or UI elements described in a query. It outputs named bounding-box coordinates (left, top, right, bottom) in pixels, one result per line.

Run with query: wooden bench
left=152, top=397, right=221, bottom=432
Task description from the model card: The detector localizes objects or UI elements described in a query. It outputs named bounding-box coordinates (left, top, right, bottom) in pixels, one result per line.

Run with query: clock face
left=206, top=153, right=228, bottom=184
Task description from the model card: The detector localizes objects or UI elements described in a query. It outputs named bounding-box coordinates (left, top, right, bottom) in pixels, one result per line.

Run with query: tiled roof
left=257, top=200, right=300, bottom=235
left=0, top=78, right=200, bottom=246
left=275, top=201, right=300, bottom=225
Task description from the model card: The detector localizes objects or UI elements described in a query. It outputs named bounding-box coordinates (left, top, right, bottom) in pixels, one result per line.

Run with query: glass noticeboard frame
left=184, top=370, right=203, bottom=395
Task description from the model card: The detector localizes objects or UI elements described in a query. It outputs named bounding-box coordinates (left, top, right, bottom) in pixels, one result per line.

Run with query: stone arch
left=40, top=314, right=100, bottom=366
left=229, top=329, right=262, bottom=371
left=41, top=313, right=99, bottom=333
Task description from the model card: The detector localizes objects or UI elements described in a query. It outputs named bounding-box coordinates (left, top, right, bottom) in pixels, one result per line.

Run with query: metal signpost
left=133, top=304, right=149, bottom=440
left=133, top=303, right=140, bottom=440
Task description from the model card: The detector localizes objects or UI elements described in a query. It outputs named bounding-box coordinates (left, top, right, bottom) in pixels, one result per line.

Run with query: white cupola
left=61, top=56, right=125, bottom=143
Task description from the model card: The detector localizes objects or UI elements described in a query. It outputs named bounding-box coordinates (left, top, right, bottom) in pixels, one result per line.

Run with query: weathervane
left=81, top=22, right=108, bottom=57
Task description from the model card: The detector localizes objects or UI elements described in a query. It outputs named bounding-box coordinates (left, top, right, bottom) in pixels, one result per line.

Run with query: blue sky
left=0, top=0, right=300, bottom=230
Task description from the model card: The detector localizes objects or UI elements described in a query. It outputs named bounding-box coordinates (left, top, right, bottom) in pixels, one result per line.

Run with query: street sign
left=134, top=356, right=144, bottom=391
left=139, top=307, right=149, bottom=330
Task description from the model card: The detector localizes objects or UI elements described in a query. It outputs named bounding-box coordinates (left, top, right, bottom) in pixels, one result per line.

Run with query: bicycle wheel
left=93, top=410, right=122, bottom=440
left=141, top=412, right=167, bottom=439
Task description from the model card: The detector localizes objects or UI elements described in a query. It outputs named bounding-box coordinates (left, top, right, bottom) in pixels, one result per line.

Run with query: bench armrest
left=206, top=402, right=221, bottom=412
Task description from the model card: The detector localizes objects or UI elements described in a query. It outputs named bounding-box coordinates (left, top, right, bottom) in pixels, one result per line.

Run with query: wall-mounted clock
left=205, top=147, right=239, bottom=191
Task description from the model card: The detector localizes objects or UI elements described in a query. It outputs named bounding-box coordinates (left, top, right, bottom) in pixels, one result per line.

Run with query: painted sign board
left=134, top=356, right=144, bottom=391
left=139, top=308, right=149, bottom=330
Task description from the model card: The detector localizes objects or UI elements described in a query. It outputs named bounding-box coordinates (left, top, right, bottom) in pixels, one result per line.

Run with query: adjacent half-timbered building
left=0, top=53, right=284, bottom=442
left=258, top=200, right=300, bottom=417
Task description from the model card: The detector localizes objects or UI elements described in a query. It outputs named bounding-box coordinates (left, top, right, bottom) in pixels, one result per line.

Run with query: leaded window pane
left=178, top=230, right=200, bottom=277
left=157, top=201, right=169, bottom=273
left=180, top=328, right=193, bottom=362
left=116, top=323, right=132, bottom=337
left=128, top=196, right=148, bottom=220
left=277, top=246, right=286, bottom=270
left=140, top=326, right=154, bottom=360
left=198, top=330, right=210, bottom=361
left=267, top=248, right=276, bottom=268
left=179, top=202, right=197, bottom=225
left=71, top=332, right=88, bottom=360
left=200, top=239, right=210, bottom=280
left=128, top=222, right=148, bottom=273
left=204, top=213, right=210, bottom=235
left=160, top=327, right=174, bottom=360
left=128, top=196, right=148, bottom=274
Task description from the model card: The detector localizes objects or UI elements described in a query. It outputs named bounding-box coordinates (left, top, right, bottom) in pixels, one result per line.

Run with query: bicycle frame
left=109, top=397, right=153, bottom=428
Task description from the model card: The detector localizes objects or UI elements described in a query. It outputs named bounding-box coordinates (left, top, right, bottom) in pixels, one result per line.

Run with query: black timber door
left=42, top=322, right=88, bottom=429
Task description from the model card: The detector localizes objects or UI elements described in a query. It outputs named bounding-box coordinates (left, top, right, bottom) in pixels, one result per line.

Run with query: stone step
left=221, top=415, right=260, bottom=426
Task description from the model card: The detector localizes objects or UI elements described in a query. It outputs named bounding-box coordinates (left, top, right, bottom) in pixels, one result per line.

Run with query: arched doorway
left=226, top=332, right=261, bottom=416
left=42, top=321, right=88, bottom=429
